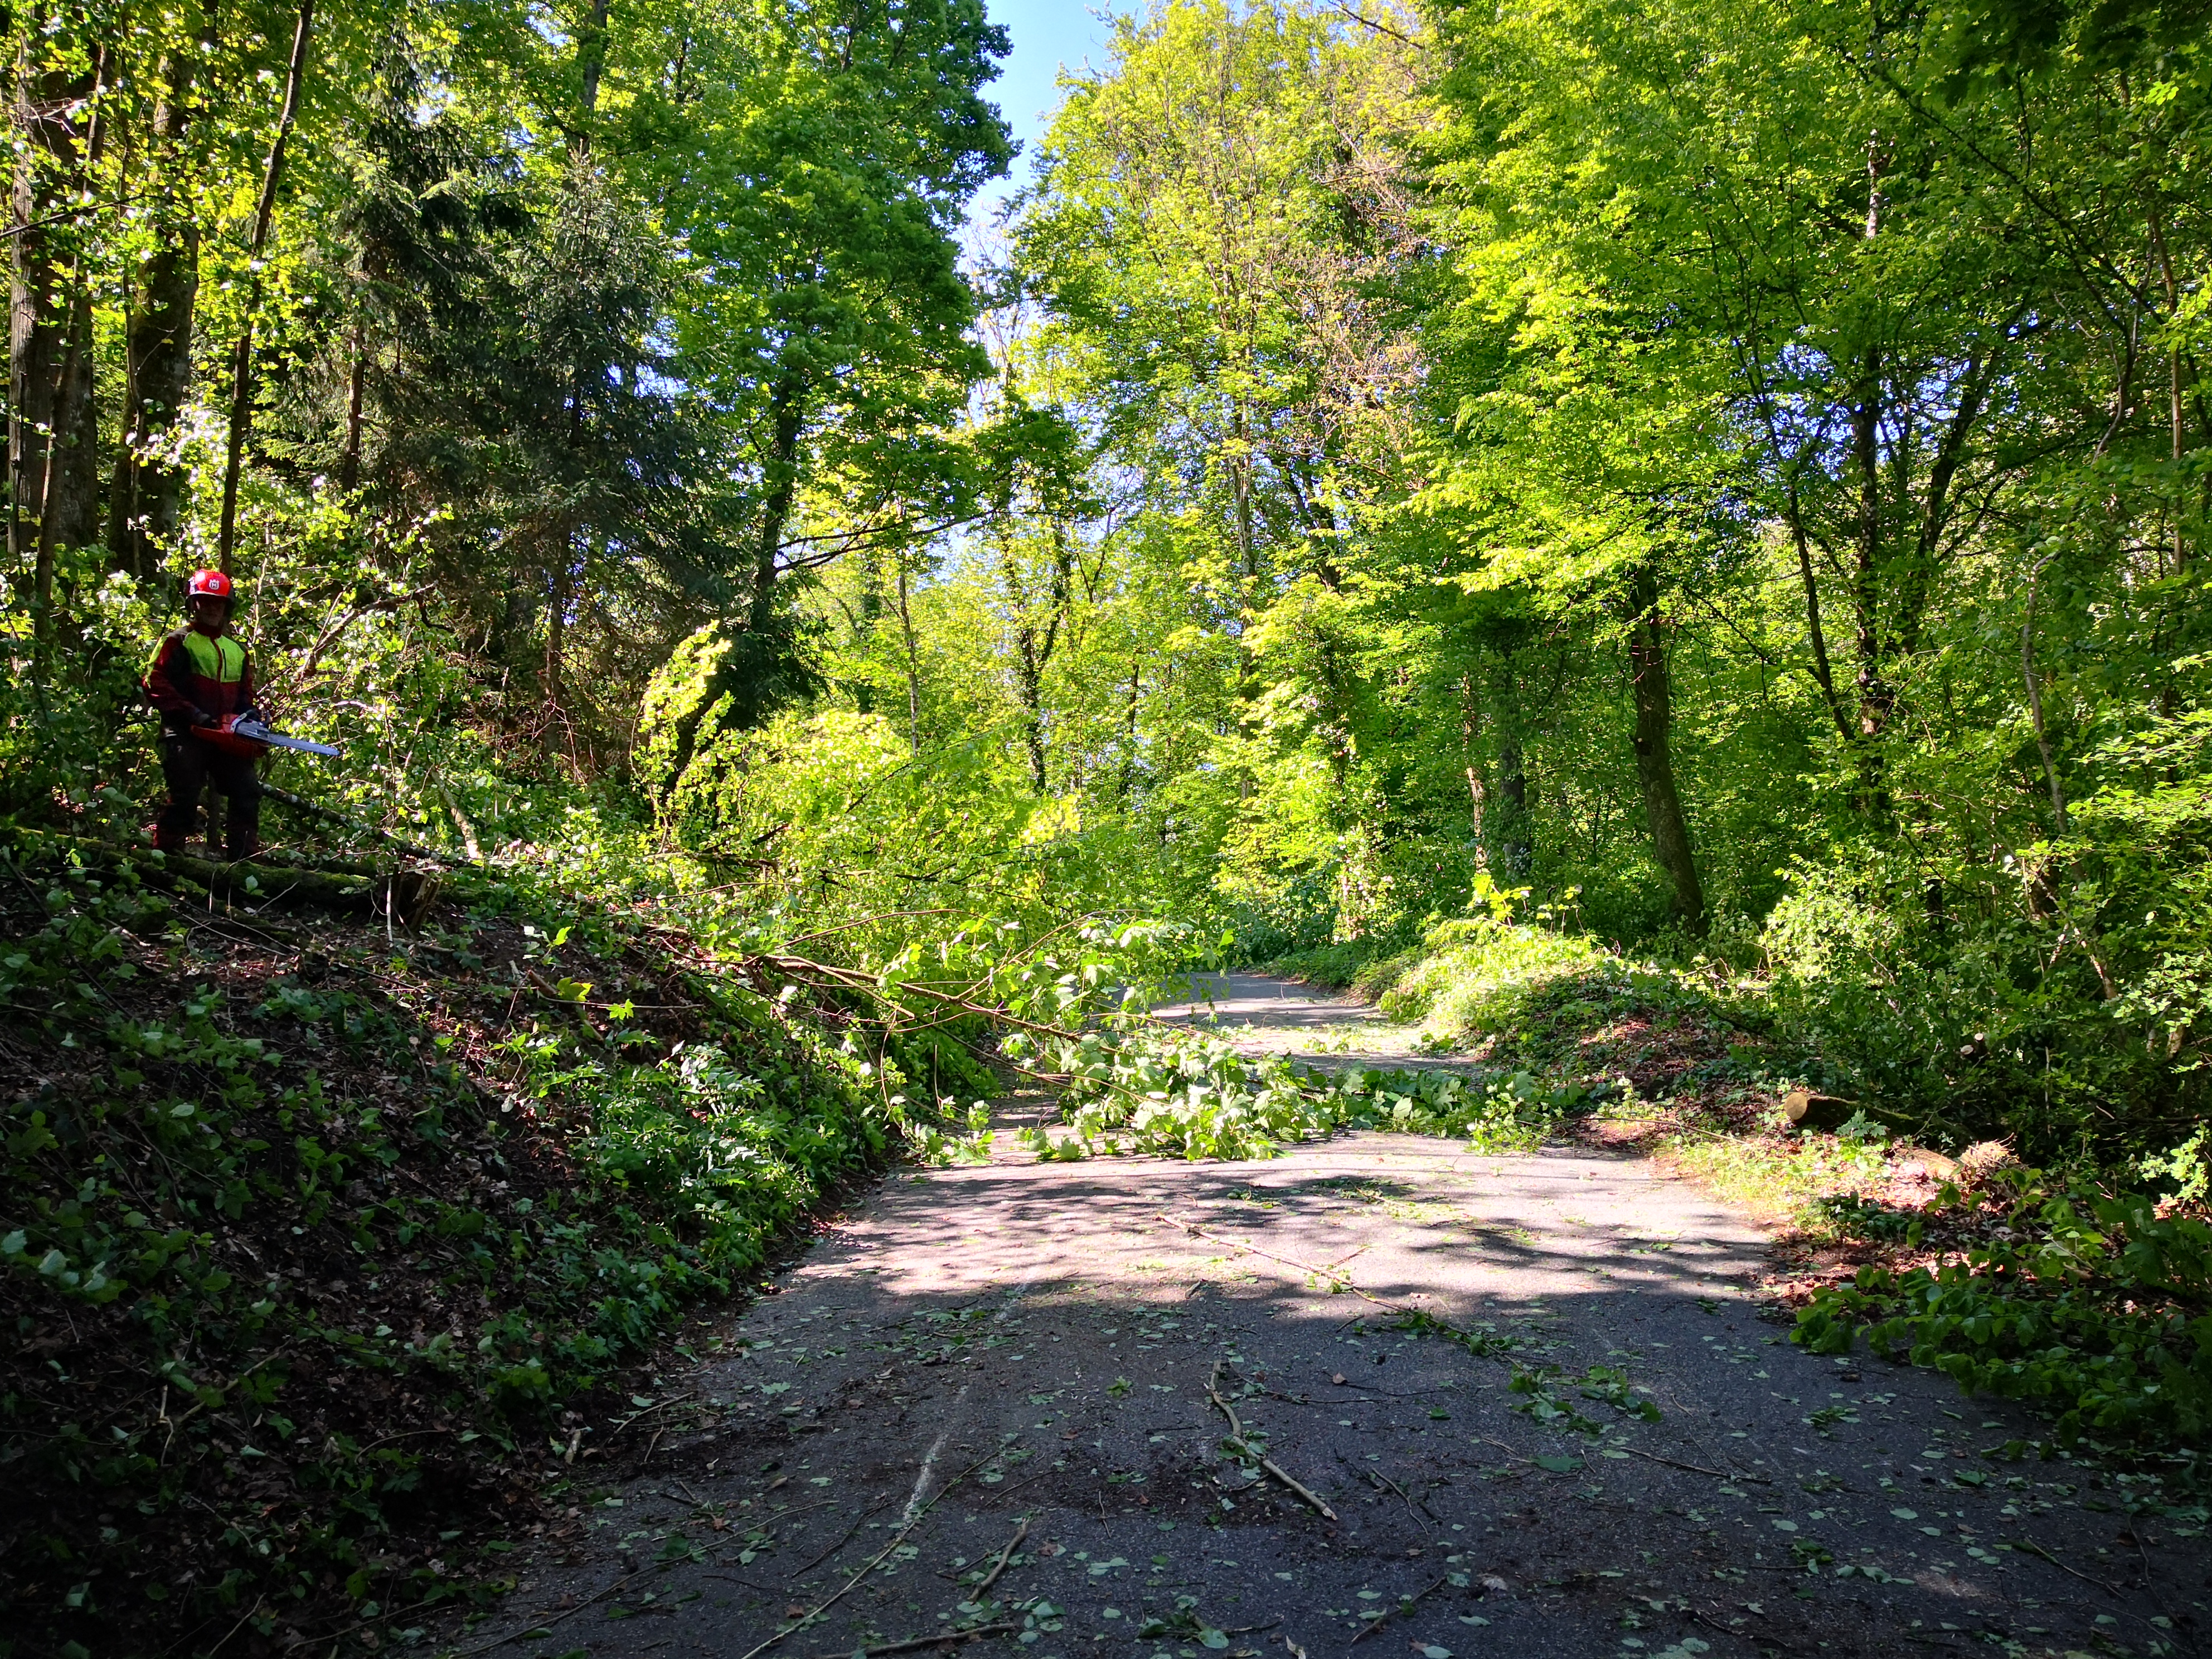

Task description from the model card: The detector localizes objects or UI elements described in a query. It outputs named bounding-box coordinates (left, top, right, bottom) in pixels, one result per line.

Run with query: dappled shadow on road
left=1154, top=969, right=1391, bottom=1033
left=452, top=1126, right=2189, bottom=1659
left=1150, top=971, right=1493, bottom=1075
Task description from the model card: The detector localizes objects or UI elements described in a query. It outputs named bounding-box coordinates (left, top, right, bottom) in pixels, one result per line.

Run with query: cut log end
left=1781, top=1089, right=1860, bottom=1131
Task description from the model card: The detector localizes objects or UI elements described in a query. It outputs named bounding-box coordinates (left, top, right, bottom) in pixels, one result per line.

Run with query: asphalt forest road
left=444, top=975, right=2201, bottom=1659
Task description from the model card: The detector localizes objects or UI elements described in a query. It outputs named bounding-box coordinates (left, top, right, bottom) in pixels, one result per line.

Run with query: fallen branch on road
left=808, top=1623, right=1017, bottom=1659
left=974, top=1520, right=1029, bottom=1595
left=1612, top=1446, right=1726, bottom=1478
left=785, top=1498, right=893, bottom=1577
left=2012, top=1537, right=2121, bottom=1596
left=1348, top=1574, right=1448, bottom=1646
left=735, top=1454, right=989, bottom=1659
left=1206, top=1360, right=1336, bottom=1522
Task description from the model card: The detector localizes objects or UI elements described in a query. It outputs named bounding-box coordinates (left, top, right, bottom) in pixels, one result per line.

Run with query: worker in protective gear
left=143, top=569, right=262, bottom=861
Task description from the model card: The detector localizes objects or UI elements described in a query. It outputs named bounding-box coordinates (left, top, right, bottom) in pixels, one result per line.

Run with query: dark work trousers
left=156, top=734, right=261, bottom=858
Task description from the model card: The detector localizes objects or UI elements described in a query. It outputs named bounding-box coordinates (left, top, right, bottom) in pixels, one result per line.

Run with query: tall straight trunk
left=1488, top=650, right=1531, bottom=881
left=1458, top=672, right=1486, bottom=852
left=1849, top=148, right=1894, bottom=817
left=1001, top=527, right=1072, bottom=793
left=2149, top=200, right=2189, bottom=571
left=110, top=33, right=205, bottom=584
left=749, top=374, right=806, bottom=631
left=1015, top=643, right=1048, bottom=790
left=42, top=48, right=108, bottom=594
left=576, top=0, right=612, bottom=147
left=38, top=286, right=99, bottom=577
left=896, top=556, right=920, bottom=751
left=545, top=548, right=571, bottom=711
left=537, top=0, right=609, bottom=714
left=1848, top=346, right=1892, bottom=819
left=1120, top=661, right=1141, bottom=801
left=11, top=48, right=91, bottom=652
left=216, top=0, right=316, bottom=572
left=1626, top=566, right=1705, bottom=932
left=338, top=315, right=365, bottom=491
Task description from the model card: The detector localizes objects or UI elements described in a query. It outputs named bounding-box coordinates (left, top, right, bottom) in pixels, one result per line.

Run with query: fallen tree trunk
left=10, top=832, right=455, bottom=924
left=1781, top=1089, right=1922, bottom=1135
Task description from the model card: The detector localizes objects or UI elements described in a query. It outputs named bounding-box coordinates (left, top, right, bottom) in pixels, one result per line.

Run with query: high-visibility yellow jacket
left=143, top=627, right=255, bottom=735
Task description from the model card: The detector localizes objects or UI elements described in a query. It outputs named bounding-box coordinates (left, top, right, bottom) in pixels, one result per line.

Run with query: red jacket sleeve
left=143, top=636, right=203, bottom=721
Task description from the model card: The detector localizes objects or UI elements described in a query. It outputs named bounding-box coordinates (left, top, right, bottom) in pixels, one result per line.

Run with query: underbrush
left=0, top=835, right=957, bottom=1657
left=1367, top=916, right=1615, bottom=1034
left=1254, top=936, right=1391, bottom=991
left=1657, top=1125, right=1898, bottom=1227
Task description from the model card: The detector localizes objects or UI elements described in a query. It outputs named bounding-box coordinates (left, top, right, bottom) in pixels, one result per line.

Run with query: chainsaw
left=193, top=714, right=342, bottom=759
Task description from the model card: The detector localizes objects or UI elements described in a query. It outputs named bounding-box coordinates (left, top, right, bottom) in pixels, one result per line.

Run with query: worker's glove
left=238, top=705, right=263, bottom=724
left=191, top=707, right=219, bottom=729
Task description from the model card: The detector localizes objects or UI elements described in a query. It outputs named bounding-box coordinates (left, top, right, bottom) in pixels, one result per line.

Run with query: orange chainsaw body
left=190, top=715, right=270, bottom=758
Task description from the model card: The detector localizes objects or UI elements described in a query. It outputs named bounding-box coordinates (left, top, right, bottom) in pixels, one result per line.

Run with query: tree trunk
left=749, top=373, right=806, bottom=631
left=11, top=46, right=89, bottom=652
left=1458, top=672, right=1483, bottom=846
left=339, top=314, right=365, bottom=491
left=216, top=0, right=317, bottom=573
left=1488, top=651, right=1531, bottom=881
left=1848, top=346, right=1892, bottom=819
left=1626, top=566, right=1705, bottom=932
left=1121, top=661, right=1141, bottom=802
left=37, top=287, right=99, bottom=586
left=896, top=555, right=921, bottom=751
left=576, top=0, right=612, bottom=147
left=110, top=37, right=205, bottom=585
left=1015, top=640, right=1047, bottom=790
left=545, top=548, right=571, bottom=711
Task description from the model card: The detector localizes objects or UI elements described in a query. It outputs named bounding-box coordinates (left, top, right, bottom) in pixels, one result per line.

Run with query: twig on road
left=974, top=1520, right=1030, bottom=1595
left=449, top=1566, right=649, bottom=1657
left=785, top=1499, right=892, bottom=1578
left=609, top=1391, right=696, bottom=1435
left=1348, top=1575, right=1447, bottom=1646
left=808, top=1624, right=1016, bottom=1659
left=1692, top=1608, right=1799, bottom=1652
left=1207, top=1360, right=1337, bottom=1522
left=1613, top=1447, right=1726, bottom=1478
left=2013, top=1537, right=2120, bottom=1597
left=734, top=1454, right=989, bottom=1659
left=1353, top=1457, right=1437, bottom=1527
left=1169, top=1217, right=1375, bottom=1304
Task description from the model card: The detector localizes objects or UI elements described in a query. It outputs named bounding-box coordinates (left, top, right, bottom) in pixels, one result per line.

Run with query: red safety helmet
left=186, top=569, right=233, bottom=601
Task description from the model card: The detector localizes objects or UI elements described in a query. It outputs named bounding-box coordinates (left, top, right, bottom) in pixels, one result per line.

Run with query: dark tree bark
left=1002, top=524, right=1074, bottom=792
left=1847, top=347, right=1891, bottom=820
left=110, top=32, right=204, bottom=583
left=539, top=0, right=611, bottom=713
left=1488, top=649, right=1531, bottom=881
left=11, top=46, right=93, bottom=650
left=1626, top=565, right=1705, bottom=932
left=1458, top=672, right=1486, bottom=851
left=545, top=551, right=572, bottom=713
left=339, top=316, right=366, bottom=491
left=749, top=373, right=806, bottom=632
left=216, top=0, right=317, bottom=572
left=897, top=555, right=922, bottom=751
left=39, top=285, right=99, bottom=576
